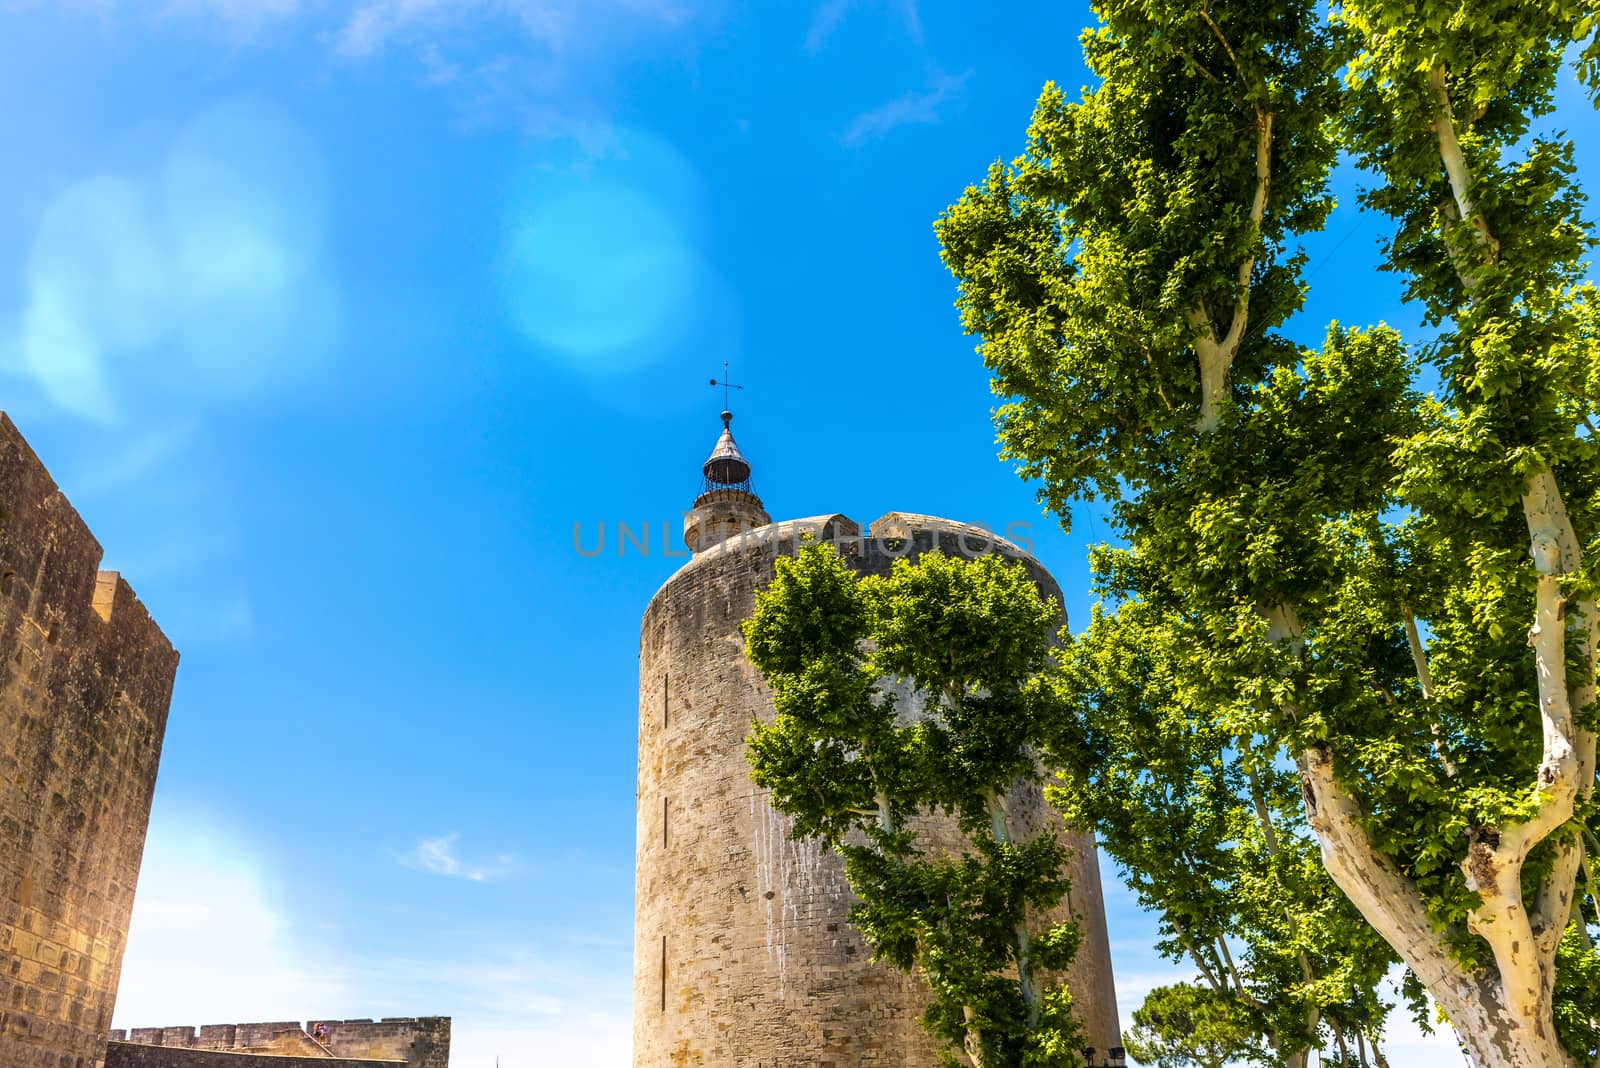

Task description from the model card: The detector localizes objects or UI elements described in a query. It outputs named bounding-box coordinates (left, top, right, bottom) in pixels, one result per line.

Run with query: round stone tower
left=634, top=413, right=1122, bottom=1067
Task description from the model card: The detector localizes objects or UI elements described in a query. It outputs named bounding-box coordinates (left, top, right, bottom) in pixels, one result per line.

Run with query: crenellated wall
left=106, top=1017, right=449, bottom=1068
left=103, top=1046, right=400, bottom=1068
left=0, top=412, right=180, bottom=1068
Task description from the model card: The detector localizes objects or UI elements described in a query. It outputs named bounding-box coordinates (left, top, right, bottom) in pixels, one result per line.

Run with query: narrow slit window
left=663, top=672, right=669, bottom=728
left=660, top=934, right=667, bottom=1011
left=662, top=796, right=669, bottom=848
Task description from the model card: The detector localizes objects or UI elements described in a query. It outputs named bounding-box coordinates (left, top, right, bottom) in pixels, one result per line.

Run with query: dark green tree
left=743, top=544, right=1081, bottom=1067
left=1123, top=983, right=1262, bottom=1068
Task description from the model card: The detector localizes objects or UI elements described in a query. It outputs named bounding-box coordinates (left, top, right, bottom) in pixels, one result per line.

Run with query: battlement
left=106, top=1017, right=449, bottom=1068
left=0, top=412, right=181, bottom=1068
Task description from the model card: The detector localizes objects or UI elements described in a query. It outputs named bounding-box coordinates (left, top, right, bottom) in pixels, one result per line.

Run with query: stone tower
left=634, top=412, right=1121, bottom=1066
left=0, top=413, right=180, bottom=1068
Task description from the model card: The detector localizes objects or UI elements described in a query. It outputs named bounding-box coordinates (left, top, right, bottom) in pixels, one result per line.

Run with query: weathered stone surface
left=104, top=1044, right=400, bottom=1068
left=634, top=511, right=1121, bottom=1067
left=106, top=1017, right=448, bottom=1068
left=0, top=412, right=180, bottom=1068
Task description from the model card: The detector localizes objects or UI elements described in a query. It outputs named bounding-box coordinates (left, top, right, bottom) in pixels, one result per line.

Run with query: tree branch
left=1499, top=467, right=1598, bottom=963
left=1402, top=610, right=1435, bottom=702
left=1193, top=108, right=1272, bottom=431
left=1297, top=745, right=1469, bottom=998
left=1174, top=46, right=1222, bottom=85
left=1216, top=934, right=1248, bottom=1001
left=1178, top=927, right=1227, bottom=994
left=1218, top=110, right=1273, bottom=364
left=986, top=790, right=1042, bottom=1025
left=1198, top=6, right=1246, bottom=85
left=1403, top=608, right=1458, bottom=778
left=1428, top=63, right=1500, bottom=270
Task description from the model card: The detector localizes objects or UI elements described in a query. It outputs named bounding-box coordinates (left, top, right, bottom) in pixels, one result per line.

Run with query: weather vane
left=709, top=360, right=744, bottom=411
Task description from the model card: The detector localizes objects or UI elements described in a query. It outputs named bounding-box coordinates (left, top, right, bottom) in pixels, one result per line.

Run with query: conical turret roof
left=702, top=411, right=751, bottom=486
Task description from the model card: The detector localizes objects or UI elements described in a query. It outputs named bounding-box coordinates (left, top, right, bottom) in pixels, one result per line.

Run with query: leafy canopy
left=744, top=544, right=1083, bottom=1067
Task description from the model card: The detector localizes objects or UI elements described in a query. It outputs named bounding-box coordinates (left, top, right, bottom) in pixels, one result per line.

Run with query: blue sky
left=2, top=3, right=1596, bottom=1065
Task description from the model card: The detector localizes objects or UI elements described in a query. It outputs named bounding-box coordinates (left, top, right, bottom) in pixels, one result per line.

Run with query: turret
left=682, top=410, right=770, bottom=553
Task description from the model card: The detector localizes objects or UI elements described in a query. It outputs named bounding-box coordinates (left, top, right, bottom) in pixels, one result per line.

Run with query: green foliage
left=1053, top=593, right=1405, bottom=1063
left=1553, top=924, right=1600, bottom=1061
left=936, top=0, right=1343, bottom=513
left=936, top=0, right=1600, bottom=1061
left=1124, top=983, right=1263, bottom=1068
left=744, top=544, right=1082, bottom=1067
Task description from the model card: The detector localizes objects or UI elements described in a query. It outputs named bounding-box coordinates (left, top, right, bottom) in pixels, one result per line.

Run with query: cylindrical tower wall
left=634, top=513, right=1120, bottom=1067
left=683, top=489, right=771, bottom=554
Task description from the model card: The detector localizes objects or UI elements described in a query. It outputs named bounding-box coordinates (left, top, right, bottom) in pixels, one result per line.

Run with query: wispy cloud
left=839, top=66, right=969, bottom=147
left=115, top=817, right=349, bottom=1027
left=354, top=947, right=632, bottom=1068
left=805, top=0, right=921, bottom=54
left=119, top=811, right=631, bottom=1067
left=403, top=832, right=514, bottom=882
left=334, top=0, right=711, bottom=66
left=337, top=0, right=723, bottom=136
left=894, top=0, right=921, bottom=43
left=13, top=0, right=303, bottom=35
left=31, top=1, right=720, bottom=139
left=61, top=424, right=197, bottom=500
left=804, top=0, right=851, bottom=53
left=165, top=0, right=302, bottom=21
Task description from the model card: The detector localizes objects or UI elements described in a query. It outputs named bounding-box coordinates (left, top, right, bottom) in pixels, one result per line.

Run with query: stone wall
left=104, top=1044, right=400, bottom=1068
left=633, top=511, right=1121, bottom=1067
left=107, top=1018, right=448, bottom=1068
left=0, top=412, right=180, bottom=1068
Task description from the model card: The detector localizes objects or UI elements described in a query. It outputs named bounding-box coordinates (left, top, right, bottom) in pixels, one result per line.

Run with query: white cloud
left=1111, top=959, right=1469, bottom=1068
left=839, top=67, right=969, bottom=147
left=894, top=0, right=921, bottom=43
left=117, top=811, right=631, bottom=1067
left=336, top=0, right=708, bottom=59
left=329, top=0, right=723, bottom=137
left=163, top=0, right=302, bottom=21
left=379, top=950, right=632, bottom=1068
left=20, top=0, right=722, bottom=140
left=403, top=832, right=514, bottom=882
left=115, top=818, right=347, bottom=1027
left=4, top=0, right=302, bottom=33
left=61, top=424, right=198, bottom=499
left=805, top=0, right=851, bottom=53
left=805, top=0, right=921, bottom=54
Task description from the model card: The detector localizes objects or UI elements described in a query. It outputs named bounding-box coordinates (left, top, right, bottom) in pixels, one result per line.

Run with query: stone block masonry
left=103, top=1048, right=400, bottom=1068
left=106, top=1017, right=449, bottom=1068
left=0, top=413, right=180, bottom=1068
left=634, top=511, right=1122, bottom=1067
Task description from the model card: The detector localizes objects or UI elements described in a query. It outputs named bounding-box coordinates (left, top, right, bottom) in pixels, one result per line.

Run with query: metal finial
left=709, top=360, right=744, bottom=412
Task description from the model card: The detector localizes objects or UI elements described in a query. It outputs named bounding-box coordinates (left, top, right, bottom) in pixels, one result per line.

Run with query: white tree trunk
left=1193, top=109, right=1272, bottom=432
left=1299, top=747, right=1580, bottom=1068
left=1275, top=585, right=1589, bottom=1068
left=1429, top=63, right=1500, bottom=267
left=963, top=1004, right=985, bottom=1068
left=986, top=791, right=1043, bottom=1024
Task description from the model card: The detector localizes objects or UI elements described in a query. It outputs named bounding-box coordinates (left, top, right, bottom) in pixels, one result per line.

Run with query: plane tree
left=935, top=0, right=1600, bottom=1064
